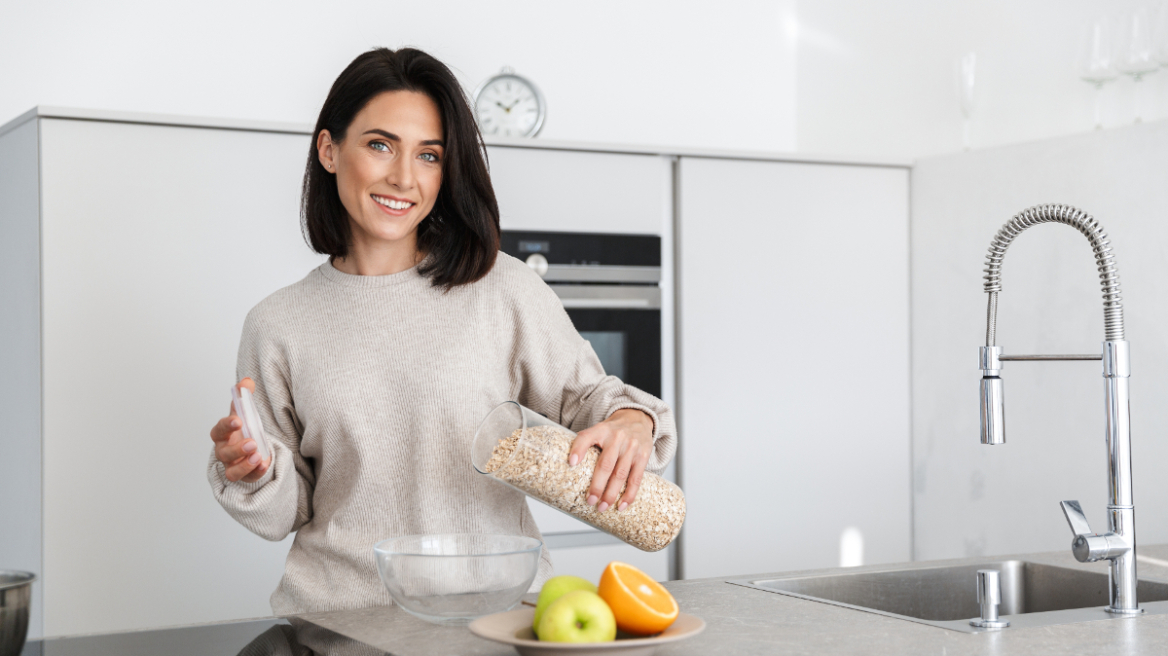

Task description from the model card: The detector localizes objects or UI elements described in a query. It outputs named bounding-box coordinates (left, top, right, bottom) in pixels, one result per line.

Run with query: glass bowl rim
left=373, top=533, right=543, bottom=558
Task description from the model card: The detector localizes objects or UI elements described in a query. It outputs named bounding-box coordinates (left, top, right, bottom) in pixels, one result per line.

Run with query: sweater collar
left=318, top=257, right=429, bottom=289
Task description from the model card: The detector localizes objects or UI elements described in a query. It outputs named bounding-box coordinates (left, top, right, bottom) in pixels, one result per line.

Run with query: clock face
left=474, top=74, right=544, bottom=137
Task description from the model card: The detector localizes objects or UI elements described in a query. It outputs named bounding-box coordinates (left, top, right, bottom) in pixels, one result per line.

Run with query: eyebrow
left=362, top=129, right=444, bottom=147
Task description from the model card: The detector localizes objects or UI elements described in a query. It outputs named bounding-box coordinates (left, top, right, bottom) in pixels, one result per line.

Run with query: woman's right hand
left=210, top=377, right=272, bottom=482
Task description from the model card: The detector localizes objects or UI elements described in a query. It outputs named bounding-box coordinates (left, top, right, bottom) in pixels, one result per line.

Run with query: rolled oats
left=483, top=425, right=685, bottom=552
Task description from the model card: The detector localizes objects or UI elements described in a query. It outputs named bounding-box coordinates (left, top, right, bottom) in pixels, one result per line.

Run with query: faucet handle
left=1060, top=500, right=1119, bottom=562
left=1060, top=500, right=1093, bottom=536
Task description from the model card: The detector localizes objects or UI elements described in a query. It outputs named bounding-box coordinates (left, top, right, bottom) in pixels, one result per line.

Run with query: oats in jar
left=483, top=424, right=685, bottom=552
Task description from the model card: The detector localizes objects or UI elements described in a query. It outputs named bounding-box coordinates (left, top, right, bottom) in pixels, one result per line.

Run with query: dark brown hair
left=301, top=48, right=500, bottom=288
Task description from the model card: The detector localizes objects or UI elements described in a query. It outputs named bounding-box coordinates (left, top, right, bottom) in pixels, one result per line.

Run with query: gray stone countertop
left=295, top=544, right=1168, bottom=656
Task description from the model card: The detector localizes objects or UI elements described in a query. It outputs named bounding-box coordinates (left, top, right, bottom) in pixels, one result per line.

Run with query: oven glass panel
left=568, top=309, right=661, bottom=398
left=579, top=331, right=626, bottom=380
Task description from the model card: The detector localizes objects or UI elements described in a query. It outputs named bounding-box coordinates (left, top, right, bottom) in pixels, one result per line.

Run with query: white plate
left=468, top=607, right=705, bottom=656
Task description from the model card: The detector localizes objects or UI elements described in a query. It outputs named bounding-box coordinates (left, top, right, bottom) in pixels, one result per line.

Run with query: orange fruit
left=597, top=562, right=679, bottom=635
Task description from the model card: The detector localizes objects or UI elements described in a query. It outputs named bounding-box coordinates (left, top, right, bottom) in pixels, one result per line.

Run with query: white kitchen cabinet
left=488, top=145, right=668, bottom=236
left=0, top=112, right=323, bottom=638
left=0, top=116, right=43, bottom=639
left=677, top=157, right=912, bottom=579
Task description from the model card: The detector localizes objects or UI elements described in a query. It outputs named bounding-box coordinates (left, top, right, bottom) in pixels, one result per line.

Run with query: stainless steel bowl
left=1, top=571, right=35, bottom=656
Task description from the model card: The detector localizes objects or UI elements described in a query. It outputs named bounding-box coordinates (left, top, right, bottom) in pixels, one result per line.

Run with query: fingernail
left=248, top=454, right=260, bottom=465
left=598, top=502, right=609, bottom=513
left=230, top=419, right=240, bottom=429
left=569, top=454, right=579, bottom=467
left=242, top=441, right=256, bottom=453
left=619, top=502, right=628, bottom=511
left=587, top=495, right=598, bottom=506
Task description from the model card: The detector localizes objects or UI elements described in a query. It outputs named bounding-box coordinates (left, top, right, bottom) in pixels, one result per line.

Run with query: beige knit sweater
left=207, top=253, right=677, bottom=615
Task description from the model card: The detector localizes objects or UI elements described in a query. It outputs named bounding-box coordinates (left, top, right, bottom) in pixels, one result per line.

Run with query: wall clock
left=473, top=67, right=546, bottom=138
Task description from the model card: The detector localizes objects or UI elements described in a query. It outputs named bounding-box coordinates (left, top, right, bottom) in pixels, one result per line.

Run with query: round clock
left=473, top=67, right=546, bottom=138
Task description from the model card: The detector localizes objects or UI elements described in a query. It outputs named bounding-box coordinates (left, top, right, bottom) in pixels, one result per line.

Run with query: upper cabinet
left=487, top=145, right=670, bottom=235
left=676, top=157, right=912, bottom=579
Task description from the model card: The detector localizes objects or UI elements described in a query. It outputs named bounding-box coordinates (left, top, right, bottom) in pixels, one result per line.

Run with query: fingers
left=599, top=445, right=640, bottom=512
left=241, top=458, right=272, bottom=483
left=567, top=427, right=599, bottom=469
left=223, top=453, right=270, bottom=482
left=216, top=433, right=258, bottom=465
left=210, top=377, right=269, bottom=483
left=617, top=459, right=645, bottom=511
left=210, top=415, right=241, bottom=443
left=575, top=417, right=652, bottom=513
left=587, top=438, right=621, bottom=511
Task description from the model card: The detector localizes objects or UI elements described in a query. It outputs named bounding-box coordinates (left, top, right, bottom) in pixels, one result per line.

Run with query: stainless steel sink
left=728, top=560, right=1168, bottom=632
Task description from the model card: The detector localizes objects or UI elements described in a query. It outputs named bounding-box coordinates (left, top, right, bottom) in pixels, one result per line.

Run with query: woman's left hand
left=568, top=409, right=655, bottom=512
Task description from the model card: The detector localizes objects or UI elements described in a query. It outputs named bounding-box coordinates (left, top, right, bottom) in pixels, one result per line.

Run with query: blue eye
left=371, top=141, right=389, bottom=152
left=420, top=152, right=439, bottom=163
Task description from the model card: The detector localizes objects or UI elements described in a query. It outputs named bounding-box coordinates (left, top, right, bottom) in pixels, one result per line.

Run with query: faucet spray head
left=980, top=346, right=1005, bottom=445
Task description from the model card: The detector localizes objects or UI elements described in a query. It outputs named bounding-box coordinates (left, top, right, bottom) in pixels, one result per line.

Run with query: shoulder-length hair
left=301, top=47, right=500, bottom=289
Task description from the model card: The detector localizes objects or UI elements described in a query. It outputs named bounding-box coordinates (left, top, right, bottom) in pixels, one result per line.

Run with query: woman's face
left=317, top=90, right=445, bottom=253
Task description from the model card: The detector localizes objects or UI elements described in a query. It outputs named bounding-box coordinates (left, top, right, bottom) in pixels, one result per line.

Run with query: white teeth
left=373, top=196, right=414, bottom=210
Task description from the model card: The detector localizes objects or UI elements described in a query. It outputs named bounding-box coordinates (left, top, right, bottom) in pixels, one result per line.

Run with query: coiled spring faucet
left=978, top=204, right=1139, bottom=615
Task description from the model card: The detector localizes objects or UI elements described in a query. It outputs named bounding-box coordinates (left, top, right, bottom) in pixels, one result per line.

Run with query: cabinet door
left=678, top=157, right=910, bottom=579
left=38, top=118, right=323, bottom=636
left=487, top=145, right=668, bottom=236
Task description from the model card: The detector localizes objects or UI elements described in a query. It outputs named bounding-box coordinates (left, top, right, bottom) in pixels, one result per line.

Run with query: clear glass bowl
left=373, top=534, right=541, bottom=625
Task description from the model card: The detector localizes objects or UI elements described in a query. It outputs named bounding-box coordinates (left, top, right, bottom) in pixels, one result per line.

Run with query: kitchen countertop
left=297, top=544, right=1168, bottom=656
left=24, top=545, right=1168, bottom=655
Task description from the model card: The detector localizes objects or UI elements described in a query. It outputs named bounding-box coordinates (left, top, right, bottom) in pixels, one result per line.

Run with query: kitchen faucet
left=978, top=204, right=1139, bottom=615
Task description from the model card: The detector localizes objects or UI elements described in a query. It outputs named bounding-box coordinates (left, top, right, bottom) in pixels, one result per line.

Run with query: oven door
left=552, top=285, right=662, bottom=398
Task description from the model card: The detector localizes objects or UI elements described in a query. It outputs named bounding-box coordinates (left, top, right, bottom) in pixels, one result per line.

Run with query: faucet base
left=1105, top=606, right=1144, bottom=616
left=969, top=618, right=1010, bottom=629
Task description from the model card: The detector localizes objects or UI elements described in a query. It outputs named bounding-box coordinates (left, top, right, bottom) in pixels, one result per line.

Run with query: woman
left=206, top=47, right=677, bottom=615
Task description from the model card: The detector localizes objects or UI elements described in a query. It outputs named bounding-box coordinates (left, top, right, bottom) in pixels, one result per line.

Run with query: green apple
left=532, top=575, right=597, bottom=636
left=537, top=590, right=617, bottom=643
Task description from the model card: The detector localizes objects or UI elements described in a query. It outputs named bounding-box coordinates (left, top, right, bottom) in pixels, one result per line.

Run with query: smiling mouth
left=372, top=195, right=415, bottom=211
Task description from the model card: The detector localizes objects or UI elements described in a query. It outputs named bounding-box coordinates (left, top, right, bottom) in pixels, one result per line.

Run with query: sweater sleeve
left=508, top=267, right=678, bottom=475
left=207, top=309, right=316, bottom=541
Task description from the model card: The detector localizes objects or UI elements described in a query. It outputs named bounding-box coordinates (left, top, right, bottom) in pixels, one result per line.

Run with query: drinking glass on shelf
left=1117, top=8, right=1160, bottom=123
left=958, top=52, right=976, bottom=150
left=1079, top=18, right=1119, bottom=129
left=1155, top=3, right=1168, bottom=67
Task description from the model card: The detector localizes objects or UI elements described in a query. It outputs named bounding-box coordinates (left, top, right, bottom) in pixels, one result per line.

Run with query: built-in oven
left=500, top=230, right=661, bottom=398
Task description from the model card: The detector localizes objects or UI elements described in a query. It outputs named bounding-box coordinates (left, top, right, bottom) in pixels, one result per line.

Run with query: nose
left=386, top=152, right=415, bottom=190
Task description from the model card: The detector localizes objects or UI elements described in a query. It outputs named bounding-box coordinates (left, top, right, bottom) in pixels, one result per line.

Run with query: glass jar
left=472, top=401, right=685, bottom=552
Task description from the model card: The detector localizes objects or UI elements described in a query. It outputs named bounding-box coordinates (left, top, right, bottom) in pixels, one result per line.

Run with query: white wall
left=6, top=0, right=1166, bottom=161
left=911, top=119, right=1168, bottom=561
left=0, top=0, right=797, bottom=154
left=796, top=0, right=1168, bottom=160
